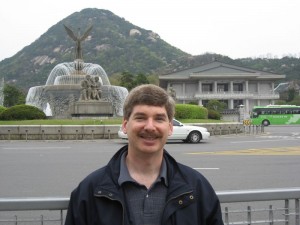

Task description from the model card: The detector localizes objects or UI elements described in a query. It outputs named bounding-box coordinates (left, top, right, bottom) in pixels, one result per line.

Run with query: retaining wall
left=0, top=123, right=245, bottom=140
left=0, top=125, right=120, bottom=140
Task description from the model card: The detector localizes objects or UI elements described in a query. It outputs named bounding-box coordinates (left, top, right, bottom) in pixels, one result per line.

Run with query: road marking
left=231, top=139, right=296, bottom=144
left=3, top=147, right=71, bottom=150
left=186, top=146, right=300, bottom=155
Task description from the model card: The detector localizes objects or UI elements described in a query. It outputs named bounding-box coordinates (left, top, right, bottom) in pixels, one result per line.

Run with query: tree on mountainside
left=120, top=72, right=150, bottom=90
left=3, top=84, right=26, bottom=107
left=120, top=71, right=135, bottom=91
left=134, top=73, right=149, bottom=86
left=289, top=96, right=300, bottom=106
left=287, top=88, right=296, bottom=102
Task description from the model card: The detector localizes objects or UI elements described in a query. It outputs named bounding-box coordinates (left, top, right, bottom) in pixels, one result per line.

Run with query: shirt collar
left=118, top=152, right=168, bottom=187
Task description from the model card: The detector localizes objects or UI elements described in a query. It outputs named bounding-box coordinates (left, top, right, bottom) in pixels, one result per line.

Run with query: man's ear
left=168, top=121, right=173, bottom=136
left=122, top=120, right=128, bottom=134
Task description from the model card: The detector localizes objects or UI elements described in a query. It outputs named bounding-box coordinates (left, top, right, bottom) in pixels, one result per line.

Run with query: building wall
left=186, top=83, right=197, bottom=96
left=172, top=83, right=183, bottom=95
left=248, top=82, right=258, bottom=93
left=260, top=82, right=272, bottom=93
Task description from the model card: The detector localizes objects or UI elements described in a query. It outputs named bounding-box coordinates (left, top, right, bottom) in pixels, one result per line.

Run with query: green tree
left=134, top=73, right=149, bottom=86
left=288, top=95, right=300, bottom=106
left=3, top=84, right=26, bottom=107
left=147, top=74, right=159, bottom=85
left=109, top=73, right=122, bottom=86
left=206, top=99, right=227, bottom=113
left=120, top=71, right=135, bottom=90
left=287, top=88, right=296, bottom=102
left=275, top=100, right=287, bottom=105
left=0, top=105, right=6, bottom=115
left=120, top=72, right=151, bottom=90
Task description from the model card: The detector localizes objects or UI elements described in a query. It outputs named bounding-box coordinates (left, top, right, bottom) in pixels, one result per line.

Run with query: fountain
left=26, top=25, right=128, bottom=118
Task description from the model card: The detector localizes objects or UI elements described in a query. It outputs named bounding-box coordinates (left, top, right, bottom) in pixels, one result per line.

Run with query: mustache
left=139, top=131, right=162, bottom=138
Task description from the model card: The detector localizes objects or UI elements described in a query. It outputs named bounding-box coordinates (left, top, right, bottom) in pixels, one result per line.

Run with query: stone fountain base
left=69, top=100, right=113, bottom=119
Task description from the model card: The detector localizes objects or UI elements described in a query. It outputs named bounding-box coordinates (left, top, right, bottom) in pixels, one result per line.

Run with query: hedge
left=0, top=105, right=6, bottom=115
left=0, top=104, right=46, bottom=120
left=175, top=104, right=208, bottom=119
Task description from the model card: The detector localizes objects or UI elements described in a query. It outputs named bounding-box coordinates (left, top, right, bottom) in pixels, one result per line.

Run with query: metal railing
left=0, top=188, right=299, bottom=225
left=0, top=197, right=68, bottom=225
left=218, top=188, right=300, bottom=225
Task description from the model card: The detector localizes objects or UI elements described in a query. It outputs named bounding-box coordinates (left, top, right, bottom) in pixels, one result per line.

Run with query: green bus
left=250, top=105, right=300, bottom=126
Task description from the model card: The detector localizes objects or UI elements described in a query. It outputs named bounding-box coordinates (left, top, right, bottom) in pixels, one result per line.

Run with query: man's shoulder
left=177, top=163, right=202, bottom=177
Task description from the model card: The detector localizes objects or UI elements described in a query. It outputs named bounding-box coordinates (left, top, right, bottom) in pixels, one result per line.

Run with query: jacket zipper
left=161, top=190, right=193, bottom=224
left=94, top=194, right=125, bottom=225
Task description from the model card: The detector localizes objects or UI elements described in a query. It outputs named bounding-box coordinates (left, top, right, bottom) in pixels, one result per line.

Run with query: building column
left=245, top=80, right=249, bottom=92
left=198, top=81, right=202, bottom=106
left=214, top=81, right=217, bottom=93
left=230, top=81, right=233, bottom=93
left=229, top=99, right=234, bottom=109
left=245, top=99, right=250, bottom=115
left=257, top=83, right=260, bottom=94
left=198, top=81, right=202, bottom=93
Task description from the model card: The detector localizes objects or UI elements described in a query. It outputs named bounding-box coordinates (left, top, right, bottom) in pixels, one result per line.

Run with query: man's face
left=122, top=104, right=173, bottom=155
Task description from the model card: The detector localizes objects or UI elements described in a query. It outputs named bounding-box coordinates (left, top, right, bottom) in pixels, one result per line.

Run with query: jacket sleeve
left=207, top=193, right=224, bottom=225
left=64, top=188, right=87, bottom=225
left=192, top=168, right=224, bottom=225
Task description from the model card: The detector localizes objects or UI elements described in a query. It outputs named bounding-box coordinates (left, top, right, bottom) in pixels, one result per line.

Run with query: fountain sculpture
left=26, top=24, right=128, bottom=118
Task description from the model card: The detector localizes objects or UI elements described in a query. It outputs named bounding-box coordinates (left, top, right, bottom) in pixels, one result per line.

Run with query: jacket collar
left=94, top=145, right=193, bottom=199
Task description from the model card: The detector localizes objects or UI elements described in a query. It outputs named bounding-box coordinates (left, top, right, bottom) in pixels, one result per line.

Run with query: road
left=0, top=125, right=299, bottom=198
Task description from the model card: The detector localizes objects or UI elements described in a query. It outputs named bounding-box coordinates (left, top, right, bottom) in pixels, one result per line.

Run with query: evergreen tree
left=120, top=71, right=135, bottom=91
left=134, top=73, right=149, bottom=86
left=3, top=84, right=26, bottom=107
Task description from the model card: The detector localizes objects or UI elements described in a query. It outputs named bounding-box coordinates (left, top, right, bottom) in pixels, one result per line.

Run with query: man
left=65, top=84, right=224, bottom=225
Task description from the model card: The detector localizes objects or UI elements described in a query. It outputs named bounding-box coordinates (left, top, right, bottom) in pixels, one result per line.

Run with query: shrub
left=0, top=104, right=46, bottom=120
left=288, top=95, right=300, bottom=106
left=208, top=109, right=221, bottom=120
left=175, top=104, right=208, bottom=119
left=274, top=100, right=287, bottom=105
left=206, top=100, right=227, bottom=113
left=0, top=106, right=7, bottom=115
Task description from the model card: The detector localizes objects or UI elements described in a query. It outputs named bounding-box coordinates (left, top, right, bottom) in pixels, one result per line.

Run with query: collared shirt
left=118, top=152, right=168, bottom=225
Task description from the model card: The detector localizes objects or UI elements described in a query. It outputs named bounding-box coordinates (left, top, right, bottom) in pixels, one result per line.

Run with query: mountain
left=0, top=8, right=189, bottom=91
left=0, top=8, right=299, bottom=92
left=234, top=57, right=300, bottom=81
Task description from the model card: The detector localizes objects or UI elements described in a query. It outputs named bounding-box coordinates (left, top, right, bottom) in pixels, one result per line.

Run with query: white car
left=118, top=118, right=210, bottom=143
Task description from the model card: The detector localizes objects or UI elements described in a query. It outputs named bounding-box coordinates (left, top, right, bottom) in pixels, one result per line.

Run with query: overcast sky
left=1, top=0, right=300, bottom=61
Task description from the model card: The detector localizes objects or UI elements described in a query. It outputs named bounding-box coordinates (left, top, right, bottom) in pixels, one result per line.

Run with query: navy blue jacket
left=65, top=145, right=224, bottom=225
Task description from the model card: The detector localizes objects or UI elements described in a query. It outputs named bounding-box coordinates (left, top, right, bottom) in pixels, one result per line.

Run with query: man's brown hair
left=123, top=84, right=175, bottom=120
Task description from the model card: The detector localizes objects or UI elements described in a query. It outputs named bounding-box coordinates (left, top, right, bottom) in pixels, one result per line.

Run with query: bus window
left=252, top=112, right=258, bottom=118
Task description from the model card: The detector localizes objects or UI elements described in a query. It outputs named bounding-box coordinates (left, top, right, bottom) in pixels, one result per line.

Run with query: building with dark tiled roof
left=159, top=61, right=285, bottom=113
